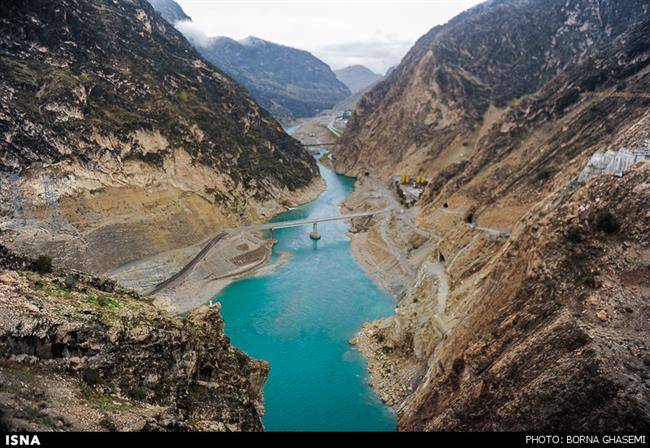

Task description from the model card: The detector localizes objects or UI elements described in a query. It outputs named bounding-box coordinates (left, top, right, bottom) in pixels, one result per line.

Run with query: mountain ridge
left=146, top=0, right=350, bottom=120
left=195, top=35, right=351, bottom=119
left=0, top=0, right=321, bottom=275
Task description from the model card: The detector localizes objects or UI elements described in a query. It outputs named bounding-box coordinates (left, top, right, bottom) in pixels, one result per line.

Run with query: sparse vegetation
left=86, top=292, right=121, bottom=309
left=127, top=386, right=148, bottom=402
left=536, top=168, right=553, bottom=182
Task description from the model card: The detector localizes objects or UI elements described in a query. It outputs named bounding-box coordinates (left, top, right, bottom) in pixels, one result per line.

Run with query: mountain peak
left=199, top=36, right=350, bottom=118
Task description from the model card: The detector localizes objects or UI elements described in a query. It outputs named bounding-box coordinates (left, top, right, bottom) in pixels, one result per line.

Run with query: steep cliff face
left=416, top=17, right=650, bottom=228
left=0, top=0, right=321, bottom=274
left=400, top=164, right=649, bottom=431
left=334, top=0, right=649, bottom=179
left=0, top=247, right=268, bottom=431
left=196, top=36, right=351, bottom=120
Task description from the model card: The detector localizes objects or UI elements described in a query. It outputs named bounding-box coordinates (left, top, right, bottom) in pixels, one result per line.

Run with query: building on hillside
left=578, top=144, right=650, bottom=182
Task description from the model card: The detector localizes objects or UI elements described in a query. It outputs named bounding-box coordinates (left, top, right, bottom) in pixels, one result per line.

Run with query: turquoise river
left=213, top=162, right=397, bottom=431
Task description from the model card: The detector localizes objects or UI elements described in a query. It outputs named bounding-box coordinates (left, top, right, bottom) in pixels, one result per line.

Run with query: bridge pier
left=309, top=222, right=321, bottom=240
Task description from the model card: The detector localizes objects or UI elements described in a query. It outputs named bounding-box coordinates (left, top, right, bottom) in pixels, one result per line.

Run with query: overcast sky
left=175, top=0, right=483, bottom=74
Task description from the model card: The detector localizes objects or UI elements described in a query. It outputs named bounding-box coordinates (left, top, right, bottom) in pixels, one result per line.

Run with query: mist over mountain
left=147, top=0, right=351, bottom=119
left=147, top=0, right=191, bottom=22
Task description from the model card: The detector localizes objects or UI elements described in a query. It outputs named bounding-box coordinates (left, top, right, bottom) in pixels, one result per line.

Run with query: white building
left=578, top=144, right=650, bottom=182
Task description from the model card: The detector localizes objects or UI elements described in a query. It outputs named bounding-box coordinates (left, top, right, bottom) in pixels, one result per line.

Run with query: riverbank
left=340, top=175, right=450, bottom=408
left=213, top=163, right=396, bottom=431
left=108, top=174, right=325, bottom=314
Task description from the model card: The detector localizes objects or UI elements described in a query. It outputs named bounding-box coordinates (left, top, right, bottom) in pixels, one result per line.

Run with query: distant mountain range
left=334, top=65, right=382, bottom=94
left=147, top=0, right=350, bottom=120
left=197, top=36, right=350, bottom=119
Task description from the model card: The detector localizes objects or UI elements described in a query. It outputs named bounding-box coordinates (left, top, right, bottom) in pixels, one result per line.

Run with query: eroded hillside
left=401, top=163, right=649, bottom=431
left=335, top=1, right=649, bottom=431
left=0, top=0, right=321, bottom=274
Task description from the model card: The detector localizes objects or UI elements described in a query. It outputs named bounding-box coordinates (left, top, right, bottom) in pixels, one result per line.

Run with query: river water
left=213, top=162, right=397, bottom=431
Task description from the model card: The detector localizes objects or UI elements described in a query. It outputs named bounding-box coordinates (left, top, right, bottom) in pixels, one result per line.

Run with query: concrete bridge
left=148, top=208, right=390, bottom=295
left=239, top=208, right=390, bottom=240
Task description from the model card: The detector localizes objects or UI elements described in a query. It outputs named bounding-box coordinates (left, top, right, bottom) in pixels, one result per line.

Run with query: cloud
left=174, top=0, right=484, bottom=73
left=174, top=20, right=211, bottom=48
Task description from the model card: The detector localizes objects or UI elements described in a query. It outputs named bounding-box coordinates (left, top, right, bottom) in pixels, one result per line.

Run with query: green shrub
left=127, top=387, right=147, bottom=401
left=594, top=211, right=620, bottom=234
left=566, top=226, right=582, bottom=244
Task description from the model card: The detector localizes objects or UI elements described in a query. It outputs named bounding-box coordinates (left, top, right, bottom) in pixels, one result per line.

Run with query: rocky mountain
left=0, top=0, right=321, bottom=275
left=0, top=246, right=268, bottom=431
left=192, top=36, right=351, bottom=120
left=147, top=0, right=190, bottom=23
left=333, top=0, right=650, bottom=432
left=336, top=0, right=649, bottom=179
left=334, top=65, right=382, bottom=94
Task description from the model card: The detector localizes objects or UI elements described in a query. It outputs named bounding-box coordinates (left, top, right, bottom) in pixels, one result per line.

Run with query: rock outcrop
left=0, top=247, right=269, bottom=431
left=0, top=0, right=321, bottom=275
